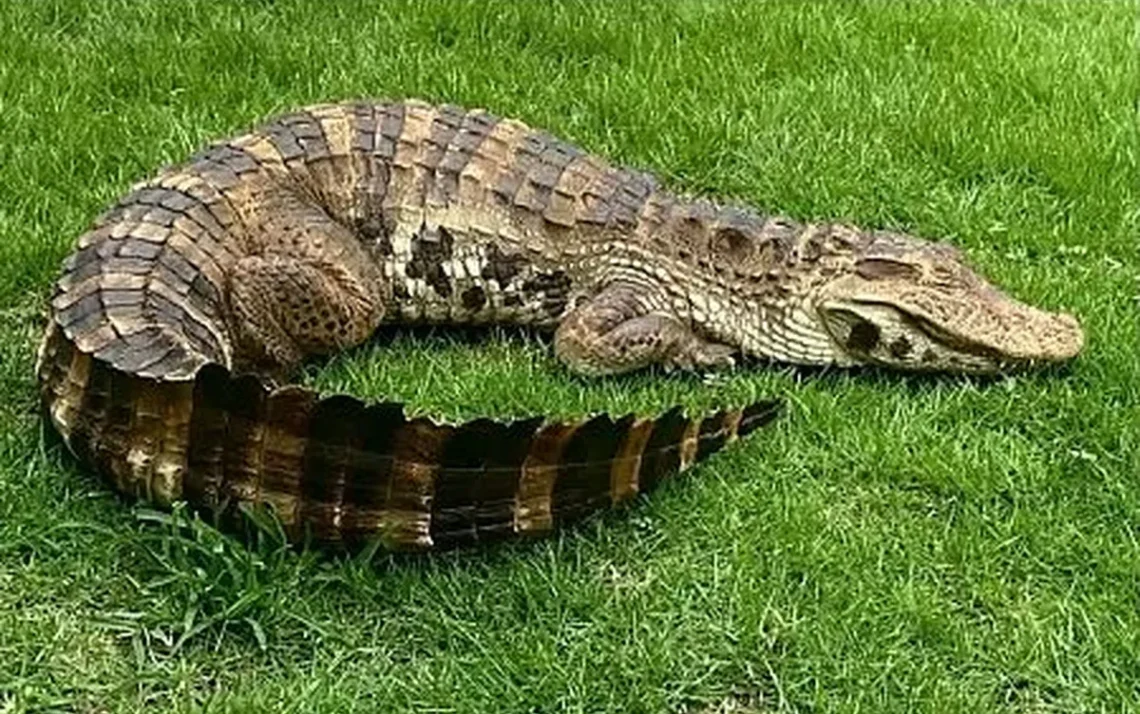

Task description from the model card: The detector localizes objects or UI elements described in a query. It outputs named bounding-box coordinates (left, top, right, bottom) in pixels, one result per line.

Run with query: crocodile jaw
left=815, top=278, right=1085, bottom=374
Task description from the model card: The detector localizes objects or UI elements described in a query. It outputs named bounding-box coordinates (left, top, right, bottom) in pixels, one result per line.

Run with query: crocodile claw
left=669, top=340, right=738, bottom=372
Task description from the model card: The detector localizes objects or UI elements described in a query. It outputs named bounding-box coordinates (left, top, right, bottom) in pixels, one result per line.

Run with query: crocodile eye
left=855, top=259, right=921, bottom=281
left=847, top=320, right=881, bottom=352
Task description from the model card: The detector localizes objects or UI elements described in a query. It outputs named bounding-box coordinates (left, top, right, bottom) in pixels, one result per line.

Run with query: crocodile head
left=810, top=231, right=1084, bottom=374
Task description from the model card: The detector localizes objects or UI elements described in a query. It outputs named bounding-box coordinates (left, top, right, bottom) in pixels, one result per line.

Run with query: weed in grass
left=98, top=504, right=306, bottom=660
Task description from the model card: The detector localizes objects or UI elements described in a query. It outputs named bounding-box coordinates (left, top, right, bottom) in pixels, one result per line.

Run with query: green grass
left=1, top=0, right=1137, bottom=711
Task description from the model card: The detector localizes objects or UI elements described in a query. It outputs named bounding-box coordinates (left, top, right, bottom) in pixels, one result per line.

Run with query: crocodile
left=36, top=100, right=1083, bottom=549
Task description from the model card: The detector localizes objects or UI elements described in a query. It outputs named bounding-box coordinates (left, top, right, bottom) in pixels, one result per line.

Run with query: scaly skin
left=36, top=100, right=1082, bottom=547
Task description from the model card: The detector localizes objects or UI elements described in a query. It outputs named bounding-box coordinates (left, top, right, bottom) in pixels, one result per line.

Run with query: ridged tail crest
left=47, top=178, right=242, bottom=381
left=39, top=323, right=779, bottom=549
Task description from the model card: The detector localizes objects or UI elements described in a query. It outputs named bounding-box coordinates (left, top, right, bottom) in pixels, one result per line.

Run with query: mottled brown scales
left=37, top=100, right=1083, bottom=549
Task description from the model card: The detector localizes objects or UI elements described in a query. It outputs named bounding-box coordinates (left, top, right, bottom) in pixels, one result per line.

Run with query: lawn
left=1, top=0, right=1137, bottom=711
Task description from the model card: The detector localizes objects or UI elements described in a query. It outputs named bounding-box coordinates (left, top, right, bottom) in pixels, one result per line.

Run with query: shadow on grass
left=321, top=321, right=1078, bottom=394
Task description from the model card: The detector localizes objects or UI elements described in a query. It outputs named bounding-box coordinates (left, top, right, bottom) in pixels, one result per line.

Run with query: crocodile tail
left=182, top=363, right=780, bottom=549
left=44, top=173, right=244, bottom=383
left=38, top=325, right=779, bottom=549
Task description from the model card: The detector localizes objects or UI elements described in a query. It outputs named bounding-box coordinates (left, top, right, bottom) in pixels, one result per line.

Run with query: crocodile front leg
left=554, top=282, right=736, bottom=376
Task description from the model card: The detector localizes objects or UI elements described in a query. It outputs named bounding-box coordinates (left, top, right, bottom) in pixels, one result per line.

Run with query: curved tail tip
left=738, top=399, right=782, bottom=437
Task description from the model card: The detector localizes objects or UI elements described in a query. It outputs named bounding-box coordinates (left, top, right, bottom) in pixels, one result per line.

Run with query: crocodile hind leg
left=554, top=282, right=736, bottom=376
left=227, top=254, right=386, bottom=379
